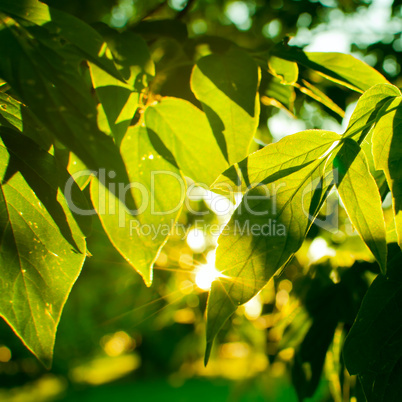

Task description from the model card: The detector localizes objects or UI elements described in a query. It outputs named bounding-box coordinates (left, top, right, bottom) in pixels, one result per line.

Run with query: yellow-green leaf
left=268, top=55, right=298, bottom=85
left=91, top=125, right=185, bottom=286
left=205, top=151, right=337, bottom=363
left=334, top=139, right=387, bottom=272
left=90, top=30, right=154, bottom=145
left=145, top=97, right=228, bottom=186
left=191, top=47, right=260, bottom=164
left=372, top=97, right=402, bottom=250
left=213, top=130, right=340, bottom=192
left=344, top=83, right=401, bottom=140
left=0, top=129, right=87, bottom=367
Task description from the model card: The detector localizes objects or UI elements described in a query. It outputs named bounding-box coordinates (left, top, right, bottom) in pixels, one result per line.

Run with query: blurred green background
left=0, top=0, right=401, bottom=400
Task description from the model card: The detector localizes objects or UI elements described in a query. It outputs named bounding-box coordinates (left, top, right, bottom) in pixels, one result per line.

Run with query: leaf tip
left=144, top=270, right=153, bottom=287
left=204, top=341, right=213, bottom=366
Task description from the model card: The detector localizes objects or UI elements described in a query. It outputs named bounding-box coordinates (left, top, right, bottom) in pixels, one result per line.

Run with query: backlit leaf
left=0, top=0, right=122, bottom=81
left=334, top=139, right=387, bottom=272
left=91, top=125, right=185, bottom=286
left=0, top=92, right=51, bottom=149
left=145, top=97, right=228, bottom=186
left=213, top=130, right=340, bottom=192
left=262, top=74, right=295, bottom=113
left=344, top=83, right=401, bottom=140
left=372, top=97, right=402, bottom=249
left=267, top=55, right=298, bottom=85
left=302, top=52, right=389, bottom=92
left=90, top=30, right=154, bottom=145
left=275, top=46, right=389, bottom=92
left=191, top=47, right=260, bottom=164
left=0, top=20, right=133, bottom=205
left=0, top=128, right=87, bottom=367
left=205, top=149, right=338, bottom=363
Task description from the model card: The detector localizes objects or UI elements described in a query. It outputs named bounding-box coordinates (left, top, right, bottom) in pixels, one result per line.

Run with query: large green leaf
left=0, top=0, right=122, bottom=81
left=0, top=20, right=133, bottom=205
left=334, top=139, right=387, bottom=272
left=212, top=130, right=340, bottom=192
left=275, top=46, right=389, bottom=92
left=344, top=83, right=401, bottom=140
left=0, top=128, right=87, bottom=367
left=91, top=125, right=185, bottom=286
left=343, top=244, right=402, bottom=400
left=191, top=47, right=260, bottom=165
left=372, top=97, right=402, bottom=249
left=144, top=97, right=228, bottom=186
left=90, top=29, right=154, bottom=146
left=205, top=148, right=338, bottom=362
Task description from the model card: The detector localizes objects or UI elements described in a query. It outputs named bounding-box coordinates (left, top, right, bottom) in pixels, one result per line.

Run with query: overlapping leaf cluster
left=0, top=4, right=400, bottom=398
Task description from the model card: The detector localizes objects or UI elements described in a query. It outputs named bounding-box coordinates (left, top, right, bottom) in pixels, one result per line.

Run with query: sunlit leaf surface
left=91, top=125, right=185, bottom=286
left=205, top=148, right=339, bottom=362
left=372, top=97, right=402, bottom=250
left=145, top=97, right=228, bottom=186
left=191, top=47, right=260, bottom=164
left=0, top=129, right=87, bottom=367
left=334, top=139, right=387, bottom=272
left=213, top=130, right=340, bottom=192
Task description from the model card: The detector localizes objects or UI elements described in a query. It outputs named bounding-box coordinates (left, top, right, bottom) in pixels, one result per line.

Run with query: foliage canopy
left=0, top=0, right=401, bottom=400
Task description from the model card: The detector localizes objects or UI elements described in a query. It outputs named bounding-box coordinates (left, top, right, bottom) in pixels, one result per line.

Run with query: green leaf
left=297, top=80, right=345, bottom=118
left=0, top=128, right=87, bottom=367
left=303, top=52, right=389, bottom=92
left=267, top=55, right=298, bottom=85
left=262, top=74, right=295, bottom=113
left=90, top=124, right=185, bottom=286
left=344, top=83, right=401, bottom=140
left=212, top=130, right=340, bottom=192
left=292, top=292, right=340, bottom=399
left=205, top=150, right=338, bottom=363
left=191, top=47, right=260, bottom=164
left=53, top=146, right=91, bottom=191
left=334, top=139, right=387, bottom=272
left=0, top=20, right=133, bottom=206
left=144, top=97, right=228, bottom=186
left=0, top=0, right=123, bottom=81
left=90, top=30, right=154, bottom=146
left=359, top=359, right=402, bottom=402
left=360, top=127, right=389, bottom=200
left=275, top=46, right=389, bottom=92
left=0, top=92, right=51, bottom=149
left=372, top=97, right=402, bottom=249
left=66, top=153, right=91, bottom=191
left=344, top=243, right=402, bottom=401
left=0, top=92, right=23, bottom=131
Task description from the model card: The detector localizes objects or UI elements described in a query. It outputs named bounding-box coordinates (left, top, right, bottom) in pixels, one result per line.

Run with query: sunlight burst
left=195, top=251, right=222, bottom=291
